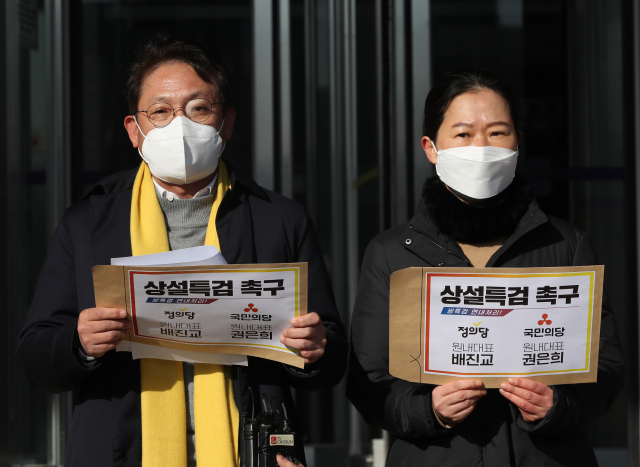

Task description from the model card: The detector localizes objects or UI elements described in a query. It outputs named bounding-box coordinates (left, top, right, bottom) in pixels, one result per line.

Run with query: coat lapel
left=91, top=189, right=133, bottom=265
left=216, top=161, right=265, bottom=265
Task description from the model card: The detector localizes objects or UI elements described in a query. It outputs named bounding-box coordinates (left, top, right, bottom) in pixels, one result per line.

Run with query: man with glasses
left=17, top=36, right=345, bottom=467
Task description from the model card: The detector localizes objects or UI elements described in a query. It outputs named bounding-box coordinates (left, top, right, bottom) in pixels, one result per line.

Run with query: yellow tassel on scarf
left=131, top=161, right=239, bottom=467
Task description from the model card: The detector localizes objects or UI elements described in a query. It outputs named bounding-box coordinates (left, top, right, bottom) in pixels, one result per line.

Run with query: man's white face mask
left=431, top=141, right=519, bottom=200
left=135, top=116, right=225, bottom=185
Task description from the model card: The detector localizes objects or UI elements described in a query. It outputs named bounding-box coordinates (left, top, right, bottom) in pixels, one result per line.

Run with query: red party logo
left=538, top=314, right=552, bottom=325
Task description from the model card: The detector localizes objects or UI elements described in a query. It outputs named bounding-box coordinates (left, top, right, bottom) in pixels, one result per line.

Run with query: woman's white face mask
left=431, top=141, right=518, bottom=200
left=135, top=116, right=226, bottom=185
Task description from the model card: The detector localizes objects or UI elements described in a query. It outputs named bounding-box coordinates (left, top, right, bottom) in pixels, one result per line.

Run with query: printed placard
left=93, top=263, right=307, bottom=368
left=389, top=266, right=603, bottom=387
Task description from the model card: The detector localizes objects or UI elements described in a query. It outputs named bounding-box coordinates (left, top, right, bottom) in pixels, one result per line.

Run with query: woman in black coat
left=346, top=69, right=624, bottom=466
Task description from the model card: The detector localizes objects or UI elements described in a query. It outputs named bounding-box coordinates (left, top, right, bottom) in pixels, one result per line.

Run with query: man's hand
left=431, top=380, right=487, bottom=427
left=276, top=454, right=304, bottom=467
left=280, top=312, right=327, bottom=364
left=499, top=378, right=553, bottom=423
left=77, top=308, right=131, bottom=358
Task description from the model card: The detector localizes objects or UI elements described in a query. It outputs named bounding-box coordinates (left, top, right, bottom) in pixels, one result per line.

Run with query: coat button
left=437, top=260, right=445, bottom=266
left=122, top=457, right=127, bottom=463
left=405, top=239, right=412, bottom=245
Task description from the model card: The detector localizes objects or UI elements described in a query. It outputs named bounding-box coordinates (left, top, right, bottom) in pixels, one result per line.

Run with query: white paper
left=118, top=340, right=132, bottom=352
left=116, top=340, right=248, bottom=366
left=111, top=245, right=227, bottom=267
left=112, top=246, right=249, bottom=366
left=129, top=342, right=247, bottom=365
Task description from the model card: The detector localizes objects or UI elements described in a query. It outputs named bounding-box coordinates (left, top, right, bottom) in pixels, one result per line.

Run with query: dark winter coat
left=347, top=199, right=624, bottom=467
left=16, top=161, right=348, bottom=467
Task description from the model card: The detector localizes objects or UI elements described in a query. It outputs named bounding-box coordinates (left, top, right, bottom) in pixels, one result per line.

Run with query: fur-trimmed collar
left=421, top=174, right=534, bottom=243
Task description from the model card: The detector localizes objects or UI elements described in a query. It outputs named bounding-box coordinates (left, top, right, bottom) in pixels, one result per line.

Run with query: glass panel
left=79, top=0, right=253, bottom=191
left=288, top=0, right=344, bottom=448
left=355, top=1, right=381, bottom=261
left=287, top=0, right=383, bottom=456
left=4, top=0, right=54, bottom=464
left=566, top=1, right=628, bottom=463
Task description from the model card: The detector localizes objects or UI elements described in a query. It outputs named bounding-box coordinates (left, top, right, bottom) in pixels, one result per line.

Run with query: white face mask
left=431, top=141, right=518, bottom=199
left=135, top=116, right=225, bottom=185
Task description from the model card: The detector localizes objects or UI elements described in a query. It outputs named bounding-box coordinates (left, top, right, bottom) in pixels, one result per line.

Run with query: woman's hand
left=276, top=454, right=304, bottom=467
left=499, top=378, right=553, bottom=423
left=431, top=380, right=487, bottom=427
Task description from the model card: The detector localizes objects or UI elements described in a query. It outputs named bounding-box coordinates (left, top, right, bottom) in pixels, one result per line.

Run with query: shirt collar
left=152, top=174, right=218, bottom=201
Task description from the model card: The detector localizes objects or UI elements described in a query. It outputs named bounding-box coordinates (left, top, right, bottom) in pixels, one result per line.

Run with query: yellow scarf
left=131, top=161, right=239, bottom=467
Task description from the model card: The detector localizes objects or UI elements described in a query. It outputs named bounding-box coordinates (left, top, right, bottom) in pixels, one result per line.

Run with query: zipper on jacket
left=408, top=224, right=472, bottom=266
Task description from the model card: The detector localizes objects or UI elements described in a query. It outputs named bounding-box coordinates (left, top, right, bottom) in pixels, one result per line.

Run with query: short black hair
left=422, top=69, right=520, bottom=142
left=125, top=34, right=232, bottom=115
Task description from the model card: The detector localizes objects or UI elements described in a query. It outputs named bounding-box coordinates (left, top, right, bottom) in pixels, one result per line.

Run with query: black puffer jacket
left=347, top=199, right=624, bottom=467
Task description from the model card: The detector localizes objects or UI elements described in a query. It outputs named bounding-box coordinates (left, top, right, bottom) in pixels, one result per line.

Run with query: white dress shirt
left=152, top=174, right=218, bottom=200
